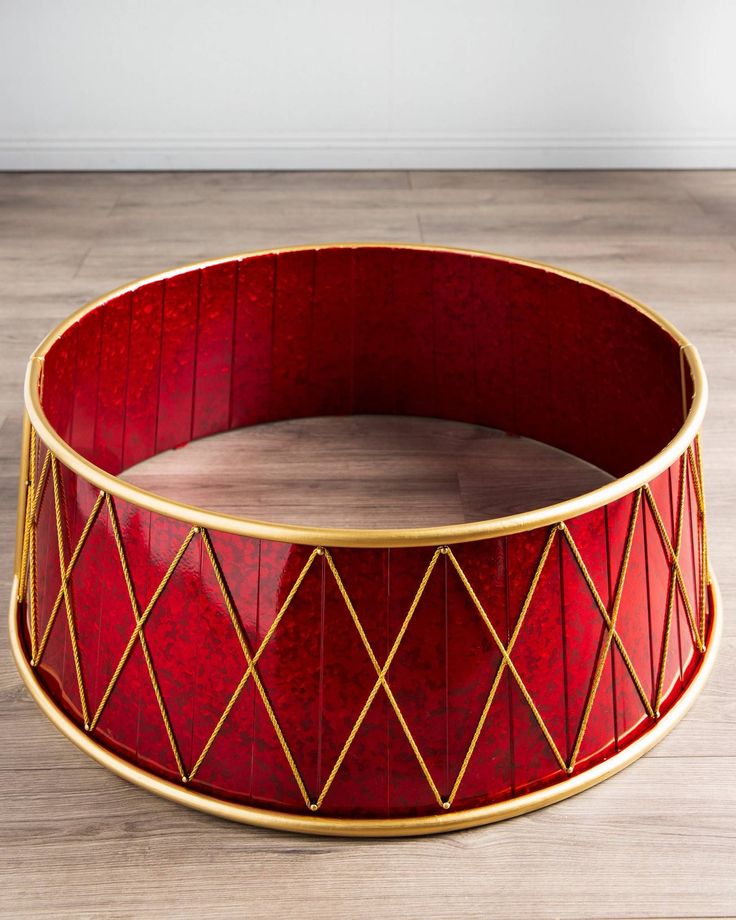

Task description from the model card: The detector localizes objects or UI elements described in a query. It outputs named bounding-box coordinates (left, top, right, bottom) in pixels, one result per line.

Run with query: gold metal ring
left=23, top=243, right=707, bottom=548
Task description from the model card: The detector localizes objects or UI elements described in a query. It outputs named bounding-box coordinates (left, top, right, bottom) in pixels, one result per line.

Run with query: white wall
left=1, top=0, right=735, bottom=170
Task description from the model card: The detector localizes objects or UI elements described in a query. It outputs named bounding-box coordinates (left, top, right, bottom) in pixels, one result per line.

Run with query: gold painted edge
left=24, top=243, right=708, bottom=548
left=8, top=571, right=722, bottom=838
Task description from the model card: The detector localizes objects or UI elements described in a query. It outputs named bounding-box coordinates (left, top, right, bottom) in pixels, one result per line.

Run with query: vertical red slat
left=132, top=514, right=201, bottom=778
left=33, top=448, right=67, bottom=710
left=645, top=462, right=682, bottom=715
left=70, top=310, right=103, bottom=458
left=545, top=272, right=591, bottom=460
left=270, top=250, right=315, bottom=421
left=156, top=272, right=200, bottom=453
left=387, top=546, right=447, bottom=815
left=316, top=547, right=390, bottom=816
left=433, top=251, right=477, bottom=423
left=607, top=492, right=653, bottom=747
left=446, top=539, right=511, bottom=807
left=668, top=462, right=686, bottom=693
left=352, top=248, right=395, bottom=413
left=230, top=254, right=275, bottom=429
left=192, top=262, right=238, bottom=440
left=391, top=248, right=436, bottom=417
left=506, top=527, right=567, bottom=793
left=189, top=531, right=260, bottom=801
left=678, top=458, right=702, bottom=678
left=93, top=293, right=131, bottom=473
left=123, top=280, right=164, bottom=469
left=472, top=257, right=514, bottom=433
left=309, top=248, right=354, bottom=416
left=43, top=326, right=77, bottom=445
left=562, top=506, right=618, bottom=767
left=250, top=542, right=321, bottom=810
left=508, top=264, right=554, bottom=447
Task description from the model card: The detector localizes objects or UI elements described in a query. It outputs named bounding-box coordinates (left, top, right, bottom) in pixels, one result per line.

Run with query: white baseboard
left=1, top=135, right=735, bottom=170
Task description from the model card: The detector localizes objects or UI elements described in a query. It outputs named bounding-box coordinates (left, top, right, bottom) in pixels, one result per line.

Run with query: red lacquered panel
left=155, top=271, right=200, bottom=455
left=93, top=292, right=131, bottom=473
left=352, top=247, right=396, bottom=414
left=230, top=253, right=274, bottom=429
left=124, top=281, right=164, bottom=469
left=271, top=250, right=315, bottom=421
left=309, top=247, right=355, bottom=417
left=21, top=442, right=708, bottom=819
left=17, top=245, right=712, bottom=828
left=192, top=262, right=237, bottom=441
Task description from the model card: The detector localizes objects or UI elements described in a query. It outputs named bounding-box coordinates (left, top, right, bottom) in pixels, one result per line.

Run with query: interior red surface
left=40, top=246, right=688, bottom=500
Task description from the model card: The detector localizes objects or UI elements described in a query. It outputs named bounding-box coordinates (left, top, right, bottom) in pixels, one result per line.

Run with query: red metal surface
left=21, top=245, right=709, bottom=820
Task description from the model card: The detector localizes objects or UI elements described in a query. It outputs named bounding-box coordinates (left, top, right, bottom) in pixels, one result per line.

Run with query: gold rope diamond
left=24, top=432, right=710, bottom=813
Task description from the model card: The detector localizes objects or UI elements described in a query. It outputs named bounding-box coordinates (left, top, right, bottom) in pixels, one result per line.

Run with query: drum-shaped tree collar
left=9, top=244, right=720, bottom=836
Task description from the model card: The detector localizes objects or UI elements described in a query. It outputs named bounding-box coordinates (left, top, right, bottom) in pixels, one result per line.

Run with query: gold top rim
left=24, top=243, right=708, bottom=548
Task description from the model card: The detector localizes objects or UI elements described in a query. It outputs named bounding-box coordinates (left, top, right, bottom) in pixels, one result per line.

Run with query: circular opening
left=122, top=416, right=613, bottom=529
left=25, top=243, right=706, bottom=546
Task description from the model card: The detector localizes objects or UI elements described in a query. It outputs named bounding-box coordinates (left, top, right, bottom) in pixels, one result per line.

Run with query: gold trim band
left=23, top=243, right=708, bottom=548
left=8, top=572, right=722, bottom=838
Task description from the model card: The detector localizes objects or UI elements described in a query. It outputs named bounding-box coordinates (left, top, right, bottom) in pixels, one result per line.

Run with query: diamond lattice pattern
left=18, top=432, right=710, bottom=815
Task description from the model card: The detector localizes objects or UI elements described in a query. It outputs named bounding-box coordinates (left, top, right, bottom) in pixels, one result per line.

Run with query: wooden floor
left=124, top=416, right=613, bottom=527
left=1, top=170, right=735, bottom=920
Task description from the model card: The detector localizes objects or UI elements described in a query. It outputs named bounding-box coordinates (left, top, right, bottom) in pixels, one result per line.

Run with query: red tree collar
left=11, top=244, right=719, bottom=835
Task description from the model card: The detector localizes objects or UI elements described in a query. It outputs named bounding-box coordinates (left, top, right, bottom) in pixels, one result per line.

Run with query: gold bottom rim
left=8, top=573, right=722, bottom=838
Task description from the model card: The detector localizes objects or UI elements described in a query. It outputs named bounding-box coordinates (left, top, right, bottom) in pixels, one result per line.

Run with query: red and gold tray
left=9, top=244, right=720, bottom=836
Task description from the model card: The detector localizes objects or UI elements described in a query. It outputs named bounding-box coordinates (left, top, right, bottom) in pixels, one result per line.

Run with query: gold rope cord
left=18, top=428, right=37, bottom=660
left=20, top=436, right=710, bottom=813
left=320, top=547, right=444, bottom=809
left=566, top=489, right=641, bottom=771
left=189, top=531, right=318, bottom=805
left=445, top=525, right=559, bottom=805
left=32, top=448, right=52, bottom=522
left=688, top=438, right=709, bottom=647
left=105, top=494, right=187, bottom=780
left=26, top=445, right=52, bottom=661
left=446, top=539, right=569, bottom=775
left=652, top=473, right=682, bottom=716
left=17, top=428, right=36, bottom=606
left=50, top=456, right=90, bottom=727
left=89, top=526, right=197, bottom=732
left=34, top=489, right=105, bottom=666
left=649, top=454, right=703, bottom=715
left=644, top=460, right=704, bottom=656
left=560, top=514, right=654, bottom=721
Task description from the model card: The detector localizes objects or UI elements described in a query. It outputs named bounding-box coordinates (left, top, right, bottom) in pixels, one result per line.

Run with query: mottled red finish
left=21, top=246, right=710, bottom=820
